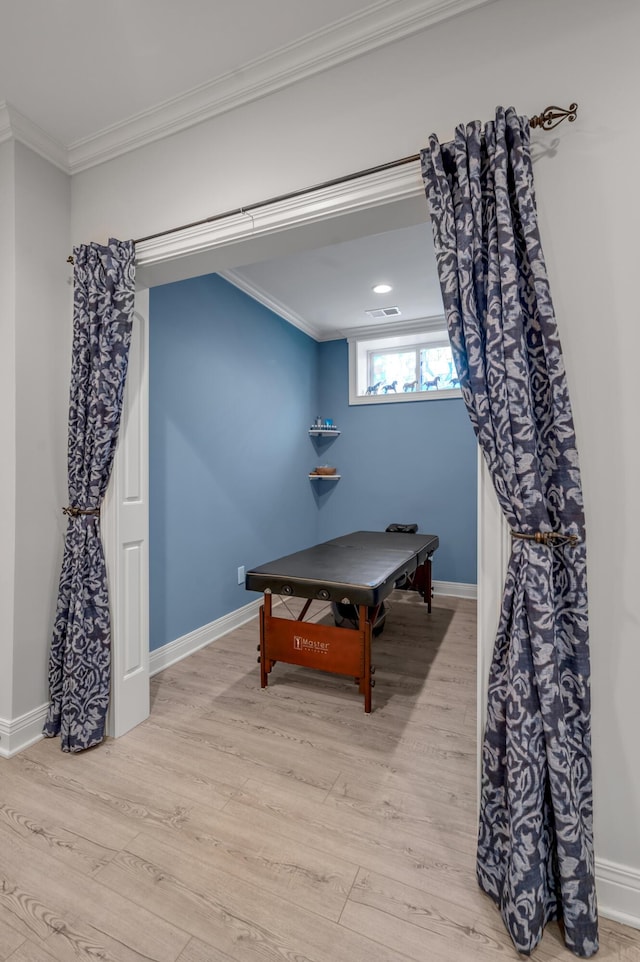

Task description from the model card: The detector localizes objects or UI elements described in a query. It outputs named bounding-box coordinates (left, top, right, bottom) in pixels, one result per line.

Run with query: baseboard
left=433, top=580, right=477, bottom=600
left=0, top=703, right=49, bottom=758
left=149, top=596, right=265, bottom=676
left=596, top=857, right=640, bottom=930
left=150, top=588, right=477, bottom=678
left=0, top=599, right=266, bottom=754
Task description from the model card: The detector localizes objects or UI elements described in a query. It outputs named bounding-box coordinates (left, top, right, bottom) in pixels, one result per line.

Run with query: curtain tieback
left=62, top=506, right=100, bottom=518
left=511, top=529, right=578, bottom=547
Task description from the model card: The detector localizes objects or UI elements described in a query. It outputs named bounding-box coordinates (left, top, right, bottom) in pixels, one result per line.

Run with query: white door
left=103, top=289, right=150, bottom=737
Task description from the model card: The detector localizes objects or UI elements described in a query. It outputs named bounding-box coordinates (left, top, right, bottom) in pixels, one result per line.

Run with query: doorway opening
left=102, top=160, right=508, bottom=753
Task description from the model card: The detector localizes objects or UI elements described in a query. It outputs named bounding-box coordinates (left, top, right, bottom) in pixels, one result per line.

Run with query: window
left=348, top=318, right=462, bottom=405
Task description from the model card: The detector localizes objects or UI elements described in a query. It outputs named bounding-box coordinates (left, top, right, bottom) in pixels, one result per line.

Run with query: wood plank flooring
left=1, top=593, right=638, bottom=961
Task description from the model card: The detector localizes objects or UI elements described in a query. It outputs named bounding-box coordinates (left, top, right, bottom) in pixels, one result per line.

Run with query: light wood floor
left=1, top=593, right=638, bottom=962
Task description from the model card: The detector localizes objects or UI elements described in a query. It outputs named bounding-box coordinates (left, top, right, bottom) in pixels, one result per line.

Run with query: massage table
left=245, top=530, right=439, bottom=712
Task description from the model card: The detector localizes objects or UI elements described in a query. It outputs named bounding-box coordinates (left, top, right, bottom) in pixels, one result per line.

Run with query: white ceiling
left=0, top=0, right=495, bottom=164
left=0, top=0, right=381, bottom=147
left=224, top=219, right=444, bottom=341
left=0, top=0, right=483, bottom=338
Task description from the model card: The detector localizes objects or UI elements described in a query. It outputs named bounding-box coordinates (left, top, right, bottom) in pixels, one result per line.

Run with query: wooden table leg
left=260, top=592, right=271, bottom=688
left=409, top=559, right=433, bottom=612
left=425, top=558, right=432, bottom=613
left=360, top=604, right=372, bottom=713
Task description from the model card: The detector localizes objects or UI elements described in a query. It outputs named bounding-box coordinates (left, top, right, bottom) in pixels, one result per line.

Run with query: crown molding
left=67, top=0, right=497, bottom=173
left=0, top=101, right=68, bottom=171
left=219, top=268, right=319, bottom=340
left=0, top=101, right=11, bottom=144
left=217, top=274, right=446, bottom=344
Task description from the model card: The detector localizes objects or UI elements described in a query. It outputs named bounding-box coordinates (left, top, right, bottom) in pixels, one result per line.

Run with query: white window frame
left=348, top=316, right=462, bottom=405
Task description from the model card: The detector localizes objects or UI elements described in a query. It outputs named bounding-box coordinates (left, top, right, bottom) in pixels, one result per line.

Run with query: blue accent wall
left=149, top=277, right=478, bottom=653
left=149, top=274, right=319, bottom=651
left=316, top=339, right=477, bottom=586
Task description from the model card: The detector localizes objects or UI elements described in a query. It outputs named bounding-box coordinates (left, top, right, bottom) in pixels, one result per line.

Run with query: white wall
left=35, top=0, right=640, bottom=918
left=1, top=141, right=71, bottom=744
left=12, top=143, right=71, bottom=719
left=0, top=139, right=16, bottom=725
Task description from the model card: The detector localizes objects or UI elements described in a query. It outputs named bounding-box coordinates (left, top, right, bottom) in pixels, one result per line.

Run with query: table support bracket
left=259, top=593, right=374, bottom=712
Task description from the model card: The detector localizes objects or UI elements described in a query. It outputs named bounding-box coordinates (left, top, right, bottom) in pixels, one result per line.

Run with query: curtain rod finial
left=530, top=103, right=578, bottom=131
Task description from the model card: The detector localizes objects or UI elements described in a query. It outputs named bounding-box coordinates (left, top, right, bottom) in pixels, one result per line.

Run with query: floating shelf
left=309, top=425, right=340, bottom=481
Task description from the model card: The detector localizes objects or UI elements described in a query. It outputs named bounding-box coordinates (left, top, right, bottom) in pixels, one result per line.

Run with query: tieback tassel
left=511, top=530, right=578, bottom=547
left=62, top=506, right=100, bottom=518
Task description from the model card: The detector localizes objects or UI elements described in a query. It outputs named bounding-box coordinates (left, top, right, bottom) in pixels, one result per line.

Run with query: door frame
left=103, top=159, right=508, bottom=742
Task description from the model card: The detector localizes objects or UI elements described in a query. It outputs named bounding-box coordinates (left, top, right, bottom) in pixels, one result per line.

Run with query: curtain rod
left=66, top=103, right=577, bottom=261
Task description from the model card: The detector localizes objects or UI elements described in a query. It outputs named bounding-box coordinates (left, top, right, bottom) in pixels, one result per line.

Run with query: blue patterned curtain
left=421, top=108, right=598, bottom=956
left=44, top=239, right=136, bottom=753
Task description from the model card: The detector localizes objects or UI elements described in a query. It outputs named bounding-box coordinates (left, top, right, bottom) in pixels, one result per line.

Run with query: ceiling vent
left=365, top=306, right=402, bottom=318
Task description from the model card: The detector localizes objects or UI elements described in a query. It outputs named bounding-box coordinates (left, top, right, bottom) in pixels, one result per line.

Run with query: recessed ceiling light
left=372, top=283, right=392, bottom=294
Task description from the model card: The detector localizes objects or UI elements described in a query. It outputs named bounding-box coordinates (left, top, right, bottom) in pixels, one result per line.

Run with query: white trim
left=149, top=597, right=266, bottom=677
left=433, top=580, right=477, bottom=600
left=596, top=857, right=640, bottom=930
left=349, top=386, right=462, bottom=406
left=347, top=319, right=463, bottom=404
left=349, top=380, right=462, bottom=407
left=345, top=314, right=447, bottom=342
left=65, top=0, right=498, bottom=173
left=0, top=101, right=11, bottom=144
left=0, top=703, right=49, bottom=758
left=0, top=101, right=69, bottom=172
left=219, top=268, right=317, bottom=339
left=136, top=163, right=425, bottom=269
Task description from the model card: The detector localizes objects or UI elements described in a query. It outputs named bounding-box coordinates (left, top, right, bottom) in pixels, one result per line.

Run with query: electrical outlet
left=237, top=565, right=245, bottom=585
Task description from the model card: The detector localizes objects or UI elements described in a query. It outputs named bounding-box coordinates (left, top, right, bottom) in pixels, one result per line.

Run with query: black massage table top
left=245, top=530, right=439, bottom=606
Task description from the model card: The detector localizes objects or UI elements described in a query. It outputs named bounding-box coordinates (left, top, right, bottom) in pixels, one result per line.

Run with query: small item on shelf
left=309, top=417, right=339, bottom=432
left=313, top=465, right=337, bottom=475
